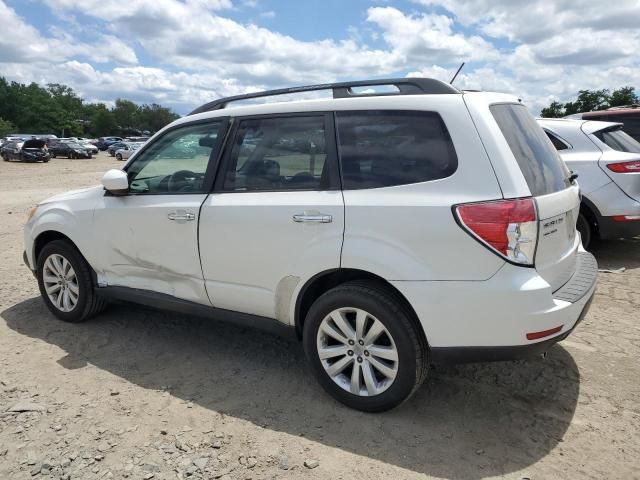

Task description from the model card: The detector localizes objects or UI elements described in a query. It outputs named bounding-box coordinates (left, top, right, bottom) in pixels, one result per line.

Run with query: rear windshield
left=593, top=127, right=640, bottom=153
left=491, top=104, right=569, bottom=196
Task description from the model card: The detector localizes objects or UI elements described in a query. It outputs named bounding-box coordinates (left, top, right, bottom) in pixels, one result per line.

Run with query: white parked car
left=538, top=118, right=640, bottom=247
left=24, top=78, right=597, bottom=411
left=115, top=142, right=144, bottom=161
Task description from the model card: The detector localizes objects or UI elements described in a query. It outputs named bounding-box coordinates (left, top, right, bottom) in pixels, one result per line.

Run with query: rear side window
left=545, top=131, right=570, bottom=151
left=335, top=111, right=457, bottom=189
left=594, top=127, right=640, bottom=153
left=491, top=104, right=569, bottom=196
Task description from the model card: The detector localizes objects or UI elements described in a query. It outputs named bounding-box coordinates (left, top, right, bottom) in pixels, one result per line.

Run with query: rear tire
left=303, top=280, right=428, bottom=412
left=36, top=239, right=106, bottom=323
left=116, top=153, right=122, bottom=161
left=577, top=213, right=593, bottom=249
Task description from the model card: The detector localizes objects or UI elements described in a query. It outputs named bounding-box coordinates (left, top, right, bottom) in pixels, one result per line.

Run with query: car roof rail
left=188, top=77, right=460, bottom=115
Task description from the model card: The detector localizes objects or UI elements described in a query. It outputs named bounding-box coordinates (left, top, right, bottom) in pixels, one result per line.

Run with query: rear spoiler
left=581, top=121, right=624, bottom=135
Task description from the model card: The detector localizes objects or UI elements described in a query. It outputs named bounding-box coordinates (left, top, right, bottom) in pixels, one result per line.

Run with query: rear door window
left=335, top=111, right=457, bottom=189
left=491, top=104, right=569, bottom=196
left=594, top=126, right=640, bottom=153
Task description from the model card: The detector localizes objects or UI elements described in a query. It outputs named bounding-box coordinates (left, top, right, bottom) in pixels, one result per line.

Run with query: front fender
left=25, top=187, right=103, bottom=270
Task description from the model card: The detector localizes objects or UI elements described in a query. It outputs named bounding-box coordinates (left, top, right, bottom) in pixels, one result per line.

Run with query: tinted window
left=336, top=111, right=457, bottom=189
left=545, top=131, right=569, bottom=150
left=222, top=116, right=330, bottom=191
left=594, top=127, right=640, bottom=153
left=491, top=104, right=569, bottom=196
left=127, top=121, right=224, bottom=194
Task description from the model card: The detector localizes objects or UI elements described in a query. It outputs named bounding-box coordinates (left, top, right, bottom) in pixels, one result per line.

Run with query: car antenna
left=450, top=62, right=465, bottom=84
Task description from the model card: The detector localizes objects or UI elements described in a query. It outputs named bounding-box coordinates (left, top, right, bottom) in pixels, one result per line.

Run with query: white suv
left=24, top=78, right=597, bottom=412
left=538, top=118, right=640, bottom=247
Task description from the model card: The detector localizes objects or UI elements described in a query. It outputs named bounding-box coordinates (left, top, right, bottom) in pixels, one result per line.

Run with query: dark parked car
left=49, top=141, right=92, bottom=159
left=107, top=141, right=128, bottom=156
left=95, top=136, right=123, bottom=151
left=1, top=139, right=50, bottom=162
left=572, top=106, right=640, bottom=142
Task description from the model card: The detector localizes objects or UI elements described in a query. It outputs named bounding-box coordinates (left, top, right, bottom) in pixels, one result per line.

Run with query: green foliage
left=0, top=117, right=16, bottom=137
left=540, top=101, right=564, bottom=118
left=0, top=76, right=180, bottom=138
left=540, top=86, right=639, bottom=117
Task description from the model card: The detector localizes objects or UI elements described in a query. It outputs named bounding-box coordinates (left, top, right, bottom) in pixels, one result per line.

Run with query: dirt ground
left=0, top=154, right=639, bottom=480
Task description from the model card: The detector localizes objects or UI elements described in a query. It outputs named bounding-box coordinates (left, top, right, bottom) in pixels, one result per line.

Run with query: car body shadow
left=2, top=297, right=580, bottom=479
left=589, top=237, right=640, bottom=271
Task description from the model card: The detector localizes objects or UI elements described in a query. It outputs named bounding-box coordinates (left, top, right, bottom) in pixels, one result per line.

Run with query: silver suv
left=24, top=79, right=597, bottom=411
left=538, top=118, right=640, bottom=247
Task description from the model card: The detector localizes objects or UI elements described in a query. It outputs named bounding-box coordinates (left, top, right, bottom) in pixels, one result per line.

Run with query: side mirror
left=102, top=169, right=129, bottom=195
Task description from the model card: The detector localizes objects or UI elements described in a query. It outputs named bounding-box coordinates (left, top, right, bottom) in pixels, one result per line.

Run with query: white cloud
left=0, top=0, right=638, bottom=115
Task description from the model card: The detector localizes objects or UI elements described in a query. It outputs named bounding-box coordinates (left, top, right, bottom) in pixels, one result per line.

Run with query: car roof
left=537, top=117, right=624, bottom=137
left=582, top=107, right=640, bottom=117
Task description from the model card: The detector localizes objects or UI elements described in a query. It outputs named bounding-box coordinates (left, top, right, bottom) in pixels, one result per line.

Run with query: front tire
left=115, top=153, right=122, bottom=161
left=36, top=239, right=106, bottom=323
left=577, top=213, right=593, bottom=249
left=303, top=281, right=428, bottom=412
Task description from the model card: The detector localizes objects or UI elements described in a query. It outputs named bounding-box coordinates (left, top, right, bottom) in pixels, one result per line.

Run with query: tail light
left=455, top=198, right=538, bottom=266
left=606, top=160, right=640, bottom=173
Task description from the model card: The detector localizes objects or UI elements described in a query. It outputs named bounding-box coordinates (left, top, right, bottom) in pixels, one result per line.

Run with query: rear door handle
left=292, top=214, right=332, bottom=223
left=168, top=210, right=196, bottom=222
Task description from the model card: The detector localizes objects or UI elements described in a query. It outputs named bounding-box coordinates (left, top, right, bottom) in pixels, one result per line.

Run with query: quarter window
left=335, top=111, right=458, bottom=189
left=126, top=121, right=225, bottom=194
left=222, top=116, right=330, bottom=191
left=545, top=131, right=570, bottom=150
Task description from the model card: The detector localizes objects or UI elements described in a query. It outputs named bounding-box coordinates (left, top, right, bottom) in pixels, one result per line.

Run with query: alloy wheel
left=316, top=307, right=399, bottom=397
left=42, top=253, right=79, bottom=312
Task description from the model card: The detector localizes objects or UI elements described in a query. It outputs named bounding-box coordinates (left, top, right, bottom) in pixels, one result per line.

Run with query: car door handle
left=168, top=211, right=196, bottom=222
left=292, top=214, right=332, bottom=223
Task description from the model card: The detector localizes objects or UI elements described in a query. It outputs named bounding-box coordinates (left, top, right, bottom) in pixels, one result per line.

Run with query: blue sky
left=1, top=0, right=639, bottom=115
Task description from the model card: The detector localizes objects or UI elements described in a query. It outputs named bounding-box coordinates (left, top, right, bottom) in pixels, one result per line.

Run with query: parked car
left=2, top=138, right=50, bottom=162
left=95, top=137, right=123, bottom=151
left=49, top=141, right=93, bottom=159
left=78, top=139, right=99, bottom=155
left=0, top=139, right=23, bottom=158
left=0, top=137, right=24, bottom=149
left=107, top=141, right=129, bottom=157
left=568, top=106, right=640, bottom=142
left=24, top=78, right=597, bottom=412
left=115, top=142, right=143, bottom=161
left=538, top=118, right=640, bottom=247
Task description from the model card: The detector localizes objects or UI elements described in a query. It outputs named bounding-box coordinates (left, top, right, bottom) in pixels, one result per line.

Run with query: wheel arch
left=580, top=195, right=601, bottom=234
left=294, top=268, right=428, bottom=346
left=33, top=230, right=77, bottom=265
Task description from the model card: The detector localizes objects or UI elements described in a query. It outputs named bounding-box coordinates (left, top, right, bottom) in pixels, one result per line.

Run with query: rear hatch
left=584, top=122, right=640, bottom=201
left=490, top=104, right=580, bottom=291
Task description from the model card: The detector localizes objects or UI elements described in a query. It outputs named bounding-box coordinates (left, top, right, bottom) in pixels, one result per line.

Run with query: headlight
left=27, top=206, right=38, bottom=221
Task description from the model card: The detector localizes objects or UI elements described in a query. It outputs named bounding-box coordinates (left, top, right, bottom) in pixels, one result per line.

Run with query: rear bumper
left=391, top=250, right=598, bottom=364
left=430, top=292, right=594, bottom=364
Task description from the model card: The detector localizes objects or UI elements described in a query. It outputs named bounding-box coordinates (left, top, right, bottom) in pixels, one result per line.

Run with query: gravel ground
left=0, top=154, right=639, bottom=480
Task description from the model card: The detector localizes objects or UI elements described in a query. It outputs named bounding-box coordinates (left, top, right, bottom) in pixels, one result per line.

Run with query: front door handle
left=293, top=213, right=332, bottom=223
left=168, top=210, right=196, bottom=222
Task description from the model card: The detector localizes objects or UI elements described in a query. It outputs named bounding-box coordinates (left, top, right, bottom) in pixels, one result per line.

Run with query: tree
left=563, top=89, right=610, bottom=116
left=0, top=117, right=16, bottom=137
left=91, top=106, right=117, bottom=137
left=540, top=86, right=638, bottom=117
left=136, top=103, right=180, bottom=133
left=609, top=87, right=639, bottom=107
left=112, top=98, right=138, bottom=132
left=540, top=101, right=565, bottom=118
left=0, top=76, right=180, bottom=137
